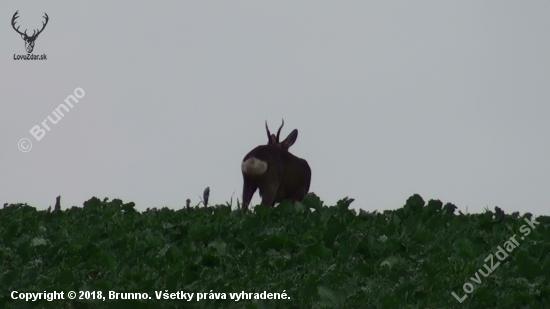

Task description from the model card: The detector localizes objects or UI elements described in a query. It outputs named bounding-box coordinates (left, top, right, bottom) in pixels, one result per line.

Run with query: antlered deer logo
left=11, top=10, right=49, bottom=54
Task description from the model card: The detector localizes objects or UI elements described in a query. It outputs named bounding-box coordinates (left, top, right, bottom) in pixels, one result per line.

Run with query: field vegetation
left=1, top=194, right=549, bottom=308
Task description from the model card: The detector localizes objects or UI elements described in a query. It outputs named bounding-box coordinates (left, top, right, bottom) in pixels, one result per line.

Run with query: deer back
left=274, top=149, right=311, bottom=204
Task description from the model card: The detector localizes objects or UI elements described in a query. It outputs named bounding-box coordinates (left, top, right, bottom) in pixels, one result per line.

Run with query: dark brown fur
left=241, top=120, right=311, bottom=212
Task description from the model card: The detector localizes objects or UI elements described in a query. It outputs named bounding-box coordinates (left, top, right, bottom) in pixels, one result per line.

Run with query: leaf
left=317, top=285, right=345, bottom=308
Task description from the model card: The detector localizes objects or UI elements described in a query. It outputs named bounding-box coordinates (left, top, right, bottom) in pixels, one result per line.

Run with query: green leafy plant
left=0, top=194, right=548, bottom=308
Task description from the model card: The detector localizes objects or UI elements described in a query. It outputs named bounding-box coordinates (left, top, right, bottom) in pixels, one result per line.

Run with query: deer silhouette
left=241, top=119, right=312, bottom=212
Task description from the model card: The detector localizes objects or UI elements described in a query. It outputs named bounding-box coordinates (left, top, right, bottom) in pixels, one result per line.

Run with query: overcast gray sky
left=2, top=2, right=549, bottom=216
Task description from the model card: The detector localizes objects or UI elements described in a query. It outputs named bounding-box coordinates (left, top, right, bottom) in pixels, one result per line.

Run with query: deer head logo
left=11, top=10, right=49, bottom=54
left=241, top=119, right=312, bottom=212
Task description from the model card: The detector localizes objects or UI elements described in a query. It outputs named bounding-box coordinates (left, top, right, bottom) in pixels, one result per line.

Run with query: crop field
left=1, top=194, right=549, bottom=309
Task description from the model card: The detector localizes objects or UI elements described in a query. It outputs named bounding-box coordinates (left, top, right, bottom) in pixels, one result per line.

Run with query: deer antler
left=275, top=119, right=284, bottom=143
left=265, top=120, right=272, bottom=142
left=11, top=11, right=25, bottom=36
left=32, top=13, right=49, bottom=38
left=11, top=11, right=49, bottom=39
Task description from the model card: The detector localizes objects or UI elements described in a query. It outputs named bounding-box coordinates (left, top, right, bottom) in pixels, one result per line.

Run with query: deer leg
left=260, top=182, right=279, bottom=207
left=242, top=176, right=257, bottom=212
left=294, top=186, right=308, bottom=203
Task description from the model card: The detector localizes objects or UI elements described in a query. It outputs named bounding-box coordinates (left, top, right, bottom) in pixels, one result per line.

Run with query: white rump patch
left=241, top=157, right=268, bottom=175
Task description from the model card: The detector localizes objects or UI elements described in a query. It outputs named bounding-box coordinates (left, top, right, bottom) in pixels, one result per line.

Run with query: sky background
left=1, top=2, right=549, bottom=216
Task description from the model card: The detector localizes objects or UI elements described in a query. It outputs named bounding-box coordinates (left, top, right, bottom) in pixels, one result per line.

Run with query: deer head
left=12, top=11, right=49, bottom=54
left=264, top=119, right=297, bottom=150
left=241, top=119, right=311, bottom=212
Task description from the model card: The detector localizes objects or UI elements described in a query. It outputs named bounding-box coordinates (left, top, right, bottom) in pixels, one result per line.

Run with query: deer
left=240, top=119, right=312, bottom=212
left=11, top=10, right=49, bottom=54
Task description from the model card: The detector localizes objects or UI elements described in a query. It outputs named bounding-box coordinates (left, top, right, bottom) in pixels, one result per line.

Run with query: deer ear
left=281, top=129, right=298, bottom=150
